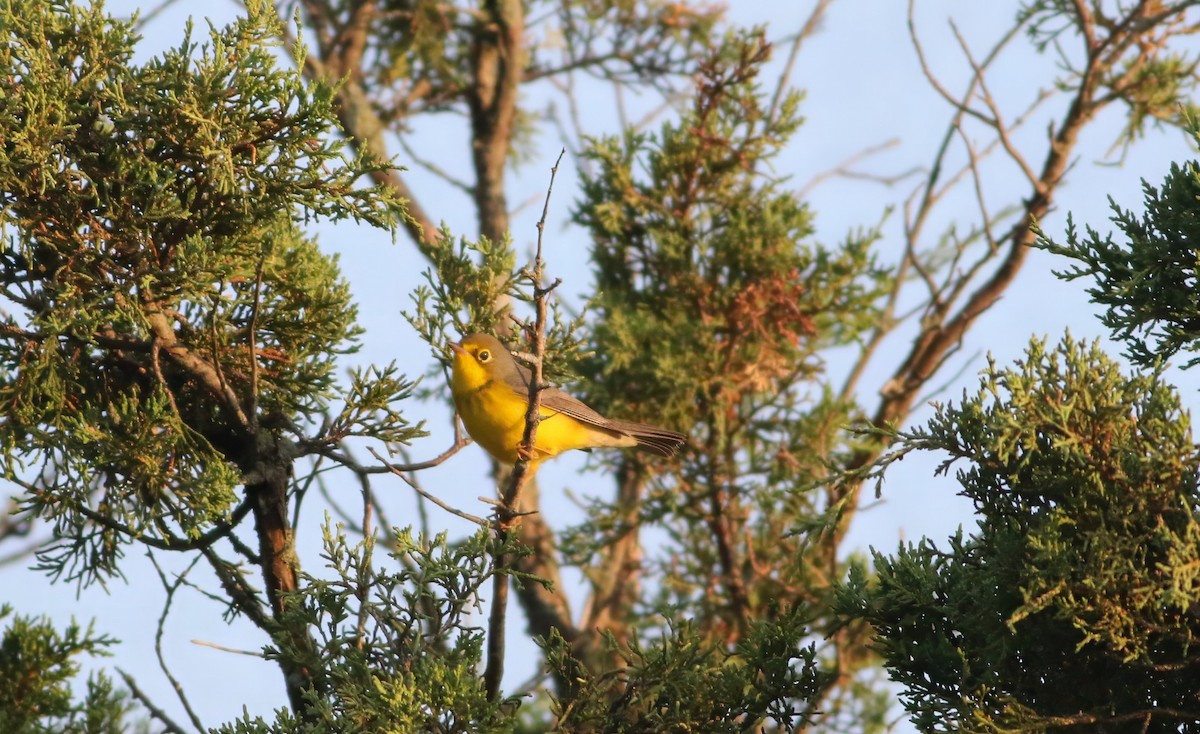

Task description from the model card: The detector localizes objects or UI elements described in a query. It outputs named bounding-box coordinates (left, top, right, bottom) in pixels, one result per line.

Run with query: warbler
left=448, top=333, right=686, bottom=466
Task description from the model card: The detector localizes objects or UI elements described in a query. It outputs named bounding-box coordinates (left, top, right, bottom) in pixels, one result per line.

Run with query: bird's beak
left=448, top=341, right=466, bottom=356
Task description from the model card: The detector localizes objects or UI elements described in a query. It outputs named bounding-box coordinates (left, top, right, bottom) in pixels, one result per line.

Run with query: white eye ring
left=478, top=349, right=491, bottom=363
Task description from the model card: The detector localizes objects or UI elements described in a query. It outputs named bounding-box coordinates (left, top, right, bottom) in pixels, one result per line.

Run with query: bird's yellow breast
left=450, top=351, right=597, bottom=464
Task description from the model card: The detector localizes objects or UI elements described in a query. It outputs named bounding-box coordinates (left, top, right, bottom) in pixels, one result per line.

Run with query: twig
left=483, top=148, right=566, bottom=702
left=147, top=552, right=207, bottom=732
left=367, top=446, right=489, bottom=526
left=949, top=20, right=1044, bottom=191
left=840, top=0, right=1120, bottom=547
left=66, top=496, right=253, bottom=553
left=842, top=0, right=1040, bottom=405
left=356, top=472, right=374, bottom=649
left=130, top=0, right=185, bottom=31
left=291, top=451, right=324, bottom=531
left=117, top=668, right=190, bottom=734
left=189, top=639, right=266, bottom=657
left=501, top=151, right=567, bottom=521
left=546, top=73, right=586, bottom=170
left=766, top=0, right=833, bottom=125
left=797, top=138, right=910, bottom=199
left=0, top=535, right=46, bottom=566
left=306, top=434, right=471, bottom=473
left=199, top=546, right=270, bottom=630
left=397, top=135, right=474, bottom=195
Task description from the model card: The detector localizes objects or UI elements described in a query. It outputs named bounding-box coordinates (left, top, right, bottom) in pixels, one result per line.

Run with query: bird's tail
left=605, top=420, right=687, bottom=457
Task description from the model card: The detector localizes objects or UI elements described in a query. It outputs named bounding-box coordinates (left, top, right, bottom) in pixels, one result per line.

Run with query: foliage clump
left=841, top=335, right=1200, bottom=731
left=0, top=606, right=137, bottom=734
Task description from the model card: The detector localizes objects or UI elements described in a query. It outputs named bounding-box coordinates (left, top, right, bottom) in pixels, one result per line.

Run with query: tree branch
left=483, top=149, right=563, bottom=701
left=836, top=2, right=1119, bottom=545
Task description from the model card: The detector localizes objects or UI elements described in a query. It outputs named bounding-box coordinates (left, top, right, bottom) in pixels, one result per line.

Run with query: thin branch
left=130, top=0, right=186, bottom=31
left=546, top=73, right=587, bottom=167
left=949, top=20, right=1044, bottom=191
left=397, top=135, right=475, bottom=195
left=189, top=639, right=266, bottom=657
left=144, top=295, right=251, bottom=432
left=843, top=1, right=1053, bottom=406
left=908, top=0, right=996, bottom=128
left=199, top=546, right=270, bottom=631
left=797, top=138, right=908, bottom=199
left=67, top=497, right=253, bottom=553
left=117, top=668, right=190, bottom=734
left=367, top=445, right=489, bottom=526
left=766, top=0, right=833, bottom=124
left=207, top=286, right=238, bottom=434
left=838, top=236, right=912, bottom=404
left=147, top=552, right=207, bottom=733
left=304, top=434, right=471, bottom=473
left=1073, top=0, right=1099, bottom=52
left=267, top=1, right=443, bottom=251
left=0, top=535, right=47, bottom=567
left=839, top=0, right=1118, bottom=548
left=500, top=149, right=568, bottom=523
left=484, top=148, right=566, bottom=702
left=290, top=449, right=325, bottom=531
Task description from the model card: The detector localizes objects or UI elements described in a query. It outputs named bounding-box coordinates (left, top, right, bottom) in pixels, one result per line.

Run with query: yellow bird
left=448, top=333, right=686, bottom=466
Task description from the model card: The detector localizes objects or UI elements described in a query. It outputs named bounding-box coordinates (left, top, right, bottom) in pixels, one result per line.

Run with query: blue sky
left=4, top=0, right=1199, bottom=729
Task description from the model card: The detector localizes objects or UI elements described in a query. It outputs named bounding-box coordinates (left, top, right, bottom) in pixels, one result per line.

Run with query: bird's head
left=449, top=333, right=514, bottom=389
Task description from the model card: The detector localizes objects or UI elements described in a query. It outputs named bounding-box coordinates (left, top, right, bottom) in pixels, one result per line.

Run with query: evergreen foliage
left=0, top=0, right=414, bottom=586
left=840, top=337, right=1200, bottom=731
left=1044, top=119, right=1200, bottom=370
left=213, top=527, right=514, bottom=734
left=0, top=606, right=136, bottom=733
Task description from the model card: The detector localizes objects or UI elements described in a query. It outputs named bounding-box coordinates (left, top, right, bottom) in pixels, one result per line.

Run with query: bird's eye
left=478, top=349, right=491, bottom=363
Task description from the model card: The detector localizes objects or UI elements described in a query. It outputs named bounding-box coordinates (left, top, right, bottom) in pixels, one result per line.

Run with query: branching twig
left=66, top=496, right=253, bottom=553
left=838, top=0, right=1127, bottom=548
left=766, top=0, right=833, bottom=125
left=304, top=434, right=471, bottom=473
left=367, top=445, right=489, bottom=526
left=129, top=0, right=185, bottom=31
left=798, top=138, right=912, bottom=199
left=199, top=545, right=270, bottom=631
left=117, top=668, right=190, bottom=734
left=949, top=21, right=1044, bottom=191
left=147, top=552, right=207, bottom=732
left=397, top=135, right=474, bottom=195
left=483, top=148, right=566, bottom=702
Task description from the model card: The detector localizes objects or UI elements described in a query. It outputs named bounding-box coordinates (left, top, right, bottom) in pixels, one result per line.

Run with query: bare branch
left=129, top=0, right=186, bottom=31
left=397, top=135, right=475, bottom=196
left=797, top=138, right=909, bottom=199
left=117, top=668, right=191, bottom=734
left=267, top=1, right=443, bottom=250
left=949, top=21, right=1044, bottom=191
left=366, top=446, right=488, bottom=526
left=189, top=639, right=266, bottom=657
left=767, top=0, right=833, bottom=124
left=836, top=1, right=1124, bottom=550
left=908, top=0, right=996, bottom=128
left=306, top=434, right=471, bottom=473
left=147, top=552, right=207, bottom=733
left=484, top=148, right=565, bottom=701
left=247, top=255, right=266, bottom=428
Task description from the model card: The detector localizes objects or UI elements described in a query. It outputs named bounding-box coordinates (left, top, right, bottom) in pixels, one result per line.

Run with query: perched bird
left=448, top=333, right=686, bottom=466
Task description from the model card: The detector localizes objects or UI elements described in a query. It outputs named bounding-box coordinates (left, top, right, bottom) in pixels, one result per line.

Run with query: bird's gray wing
left=503, top=357, right=610, bottom=427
